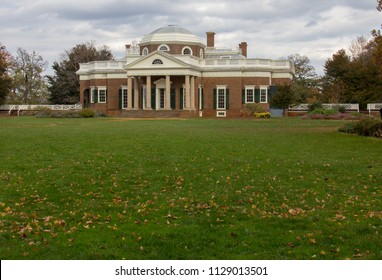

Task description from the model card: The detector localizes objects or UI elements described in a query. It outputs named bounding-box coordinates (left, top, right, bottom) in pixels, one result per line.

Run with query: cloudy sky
left=1, top=0, right=381, bottom=75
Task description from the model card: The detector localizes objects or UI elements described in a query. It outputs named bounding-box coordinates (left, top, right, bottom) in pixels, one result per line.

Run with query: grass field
left=0, top=117, right=381, bottom=260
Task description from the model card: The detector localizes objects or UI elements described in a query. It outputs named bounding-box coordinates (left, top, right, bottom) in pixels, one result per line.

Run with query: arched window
left=152, top=59, right=163, bottom=65
left=182, top=47, right=192, bottom=55
left=158, top=44, right=170, bottom=52
left=142, top=47, right=149, bottom=56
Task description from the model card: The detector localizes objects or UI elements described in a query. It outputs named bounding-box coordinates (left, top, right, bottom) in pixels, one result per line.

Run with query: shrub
left=62, top=110, right=82, bottom=118
left=338, top=122, right=356, bottom=134
left=353, top=117, right=382, bottom=137
left=35, top=108, right=95, bottom=118
left=44, top=110, right=81, bottom=118
left=339, top=117, right=382, bottom=137
left=51, top=111, right=65, bottom=118
left=95, top=110, right=107, bottom=117
left=35, top=108, right=53, bottom=118
left=308, top=108, right=338, bottom=116
left=337, top=105, right=347, bottom=114
left=308, top=102, right=322, bottom=112
left=241, top=103, right=266, bottom=117
left=79, top=109, right=95, bottom=118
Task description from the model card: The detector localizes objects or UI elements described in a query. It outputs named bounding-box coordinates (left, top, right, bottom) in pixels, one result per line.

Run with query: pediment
left=125, top=51, right=192, bottom=70
left=154, top=78, right=172, bottom=87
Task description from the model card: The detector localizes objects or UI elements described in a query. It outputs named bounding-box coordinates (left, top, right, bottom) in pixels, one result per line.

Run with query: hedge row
left=339, top=117, right=382, bottom=137
left=34, top=108, right=104, bottom=118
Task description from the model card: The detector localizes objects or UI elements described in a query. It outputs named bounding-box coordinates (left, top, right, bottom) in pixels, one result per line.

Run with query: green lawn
left=0, top=117, right=381, bottom=259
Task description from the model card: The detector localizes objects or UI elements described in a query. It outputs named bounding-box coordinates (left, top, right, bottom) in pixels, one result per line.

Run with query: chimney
left=239, top=42, right=248, bottom=58
left=206, top=32, right=215, bottom=48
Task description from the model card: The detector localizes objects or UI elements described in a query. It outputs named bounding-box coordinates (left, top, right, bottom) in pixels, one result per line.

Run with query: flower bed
left=254, top=112, right=271, bottom=118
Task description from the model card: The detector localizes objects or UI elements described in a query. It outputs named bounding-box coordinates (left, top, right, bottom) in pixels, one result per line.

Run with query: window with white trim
left=182, top=47, right=192, bottom=55
left=98, top=88, right=107, bottom=103
left=182, top=86, right=186, bottom=109
left=217, top=111, right=226, bottom=117
left=152, top=59, right=163, bottom=65
left=217, top=86, right=226, bottom=110
left=122, top=88, right=128, bottom=109
left=158, top=44, right=170, bottom=52
left=260, top=86, right=268, bottom=103
left=245, top=86, right=255, bottom=103
left=142, top=47, right=149, bottom=56
left=159, top=88, right=165, bottom=109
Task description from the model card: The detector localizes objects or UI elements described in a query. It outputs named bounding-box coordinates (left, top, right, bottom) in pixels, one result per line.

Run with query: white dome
left=140, top=25, right=204, bottom=46
left=150, top=25, right=193, bottom=35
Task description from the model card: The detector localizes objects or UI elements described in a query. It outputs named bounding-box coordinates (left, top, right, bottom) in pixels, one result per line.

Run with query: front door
left=84, top=89, right=90, bottom=108
left=157, top=88, right=165, bottom=109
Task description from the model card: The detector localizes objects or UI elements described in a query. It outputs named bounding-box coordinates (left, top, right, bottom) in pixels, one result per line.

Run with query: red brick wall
left=201, top=76, right=287, bottom=117
left=107, top=79, right=127, bottom=110
left=80, top=78, right=127, bottom=113
left=80, top=75, right=290, bottom=117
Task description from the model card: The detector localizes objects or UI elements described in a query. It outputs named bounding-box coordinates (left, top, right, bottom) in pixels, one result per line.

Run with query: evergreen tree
left=47, top=42, right=113, bottom=104
left=0, top=43, right=13, bottom=105
left=270, top=83, right=295, bottom=116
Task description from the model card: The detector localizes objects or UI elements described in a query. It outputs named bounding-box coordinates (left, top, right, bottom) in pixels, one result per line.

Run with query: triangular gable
left=125, top=51, right=194, bottom=70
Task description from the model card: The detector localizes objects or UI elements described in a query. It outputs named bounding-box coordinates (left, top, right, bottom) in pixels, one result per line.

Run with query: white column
left=165, top=75, right=171, bottom=110
left=145, top=76, right=151, bottom=110
left=190, top=76, right=195, bottom=110
left=185, top=75, right=190, bottom=109
left=134, top=78, right=139, bottom=109
left=127, top=76, right=132, bottom=110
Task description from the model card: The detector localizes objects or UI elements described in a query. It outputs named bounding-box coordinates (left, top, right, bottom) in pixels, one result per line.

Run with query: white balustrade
left=289, top=104, right=360, bottom=112
left=367, top=103, right=382, bottom=115
left=0, top=104, right=82, bottom=115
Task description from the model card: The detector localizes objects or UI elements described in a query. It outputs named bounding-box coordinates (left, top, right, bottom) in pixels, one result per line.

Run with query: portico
left=125, top=74, right=198, bottom=111
left=124, top=50, right=201, bottom=111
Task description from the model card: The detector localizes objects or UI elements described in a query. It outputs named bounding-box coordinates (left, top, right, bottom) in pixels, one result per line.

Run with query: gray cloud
left=1, top=0, right=380, bottom=75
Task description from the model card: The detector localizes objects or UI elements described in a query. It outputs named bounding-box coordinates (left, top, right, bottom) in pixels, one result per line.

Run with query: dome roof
left=150, top=25, right=193, bottom=35
left=140, top=25, right=204, bottom=46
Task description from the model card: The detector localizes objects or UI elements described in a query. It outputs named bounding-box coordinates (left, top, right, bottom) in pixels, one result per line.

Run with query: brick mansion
left=77, top=25, right=294, bottom=117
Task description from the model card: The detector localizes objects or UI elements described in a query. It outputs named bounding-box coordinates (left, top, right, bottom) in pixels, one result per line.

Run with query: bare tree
left=11, top=48, right=48, bottom=103
left=287, top=54, right=319, bottom=103
left=348, top=36, right=369, bottom=60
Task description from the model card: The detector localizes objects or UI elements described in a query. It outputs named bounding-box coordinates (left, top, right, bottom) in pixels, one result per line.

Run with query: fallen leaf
left=335, top=214, right=346, bottom=220
left=354, top=250, right=369, bottom=258
left=288, top=208, right=305, bottom=216
left=287, top=242, right=295, bottom=248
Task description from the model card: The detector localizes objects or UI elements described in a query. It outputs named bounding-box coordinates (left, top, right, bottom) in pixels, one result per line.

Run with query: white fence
left=289, top=104, right=360, bottom=112
left=0, top=104, right=82, bottom=115
left=367, top=103, right=382, bottom=115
